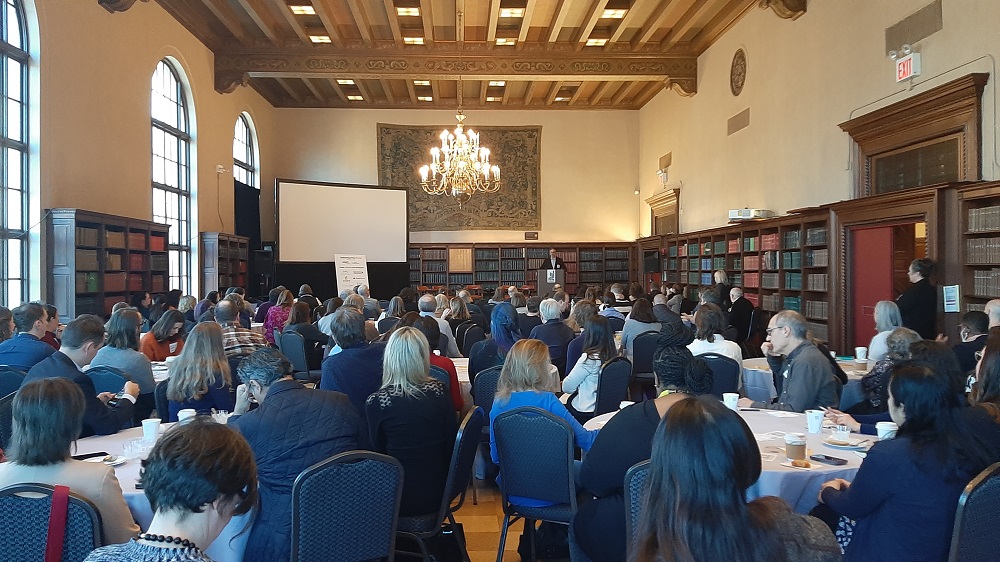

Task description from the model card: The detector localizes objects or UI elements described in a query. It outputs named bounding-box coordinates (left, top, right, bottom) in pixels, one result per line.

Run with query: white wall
left=638, top=0, right=1000, bottom=235
left=270, top=108, right=641, bottom=243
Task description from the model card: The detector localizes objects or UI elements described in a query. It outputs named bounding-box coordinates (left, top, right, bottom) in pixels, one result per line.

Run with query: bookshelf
left=959, top=183, right=1000, bottom=312
left=200, top=232, right=250, bottom=294
left=46, top=209, right=170, bottom=318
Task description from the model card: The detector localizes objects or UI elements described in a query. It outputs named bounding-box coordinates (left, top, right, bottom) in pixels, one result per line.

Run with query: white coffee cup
left=875, top=421, right=898, bottom=440
left=723, top=393, right=739, bottom=411
left=141, top=418, right=161, bottom=442
left=177, top=409, right=197, bottom=424
left=805, top=410, right=824, bottom=434
left=855, top=346, right=868, bottom=361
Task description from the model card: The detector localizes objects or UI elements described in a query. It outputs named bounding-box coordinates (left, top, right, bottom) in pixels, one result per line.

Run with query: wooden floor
left=453, top=482, right=523, bottom=562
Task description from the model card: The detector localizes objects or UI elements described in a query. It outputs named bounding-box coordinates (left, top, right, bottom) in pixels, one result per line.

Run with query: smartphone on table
left=810, top=454, right=848, bottom=466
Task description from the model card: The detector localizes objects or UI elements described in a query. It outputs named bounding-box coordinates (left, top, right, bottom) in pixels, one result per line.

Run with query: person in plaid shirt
left=216, top=299, right=268, bottom=358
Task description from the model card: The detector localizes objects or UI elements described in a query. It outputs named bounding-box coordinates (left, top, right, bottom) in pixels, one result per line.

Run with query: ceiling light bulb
left=901, top=44, right=912, bottom=55
left=888, top=50, right=898, bottom=60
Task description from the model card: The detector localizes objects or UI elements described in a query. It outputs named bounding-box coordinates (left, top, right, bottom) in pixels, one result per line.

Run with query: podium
left=537, top=268, right=565, bottom=297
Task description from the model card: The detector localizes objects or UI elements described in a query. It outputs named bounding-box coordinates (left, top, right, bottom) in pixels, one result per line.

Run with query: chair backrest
left=153, top=380, right=169, bottom=421
left=461, top=325, right=485, bottom=357
left=0, top=483, right=103, bottom=562
left=0, top=366, right=25, bottom=399
left=432, top=407, right=486, bottom=524
left=517, top=314, right=542, bottom=338
left=273, top=329, right=284, bottom=351
left=472, top=366, right=503, bottom=419
left=631, top=331, right=660, bottom=377
left=594, top=357, right=633, bottom=416
left=378, top=300, right=390, bottom=310
left=606, top=316, right=626, bottom=333
left=291, top=451, right=403, bottom=562
left=699, top=353, right=742, bottom=398
left=279, top=331, right=311, bottom=373
left=377, top=317, right=399, bottom=334
left=429, top=365, right=450, bottom=391
left=624, top=460, right=652, bottom=558
left=469, top=313, right=486, bottom=331
left=86, top=366, right=128, bottom=395
left=492, top=407, right=577, bottom=512
left=227, top=355, right=245, bottom=386
left=0, top=391, right=14, bottom=451
left=949, top=461, right=1000, bottom=562
left=454, top=321, right=475, bottom=349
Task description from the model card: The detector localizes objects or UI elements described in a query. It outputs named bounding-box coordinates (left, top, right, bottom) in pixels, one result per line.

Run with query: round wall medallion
left=730, top=48, right=747, bottom=96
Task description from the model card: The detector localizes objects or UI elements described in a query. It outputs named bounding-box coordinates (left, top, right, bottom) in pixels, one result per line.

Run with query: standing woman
left=166, top=322, right=236, bottom=422
left=563, top=315, right=617, bottom=424
left=139, top=309, right=185, bottom=362
left=264, top=289, right=294, bottom=345
left=896, top=258, right=937, bottom=340
left=714, top=270, right=733, bottom=310
left=868, top=301, right=904, bottom=362
left=365, top=327, right=457, bottom=516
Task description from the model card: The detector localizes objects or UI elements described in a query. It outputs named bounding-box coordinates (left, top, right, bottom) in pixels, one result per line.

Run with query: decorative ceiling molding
left=759, top=0, right=807, bottom=21
left=99, top=0, right=148, bottom=13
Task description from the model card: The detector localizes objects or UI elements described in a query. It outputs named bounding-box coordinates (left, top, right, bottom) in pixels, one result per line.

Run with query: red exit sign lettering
left=895, top=53, right=921, bottom=82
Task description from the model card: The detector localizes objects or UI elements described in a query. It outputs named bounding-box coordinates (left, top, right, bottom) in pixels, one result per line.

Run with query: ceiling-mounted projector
left=728, top=208, right=775, bottom=221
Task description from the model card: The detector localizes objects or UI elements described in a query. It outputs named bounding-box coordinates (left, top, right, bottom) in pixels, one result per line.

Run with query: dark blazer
left=651, top=304, right=685, bottom=333
left=231, top=380, right=366, bottom=562
left=0, top=333, right=56, bottom=372
left=541, top=256, right=566, bottom=270
left=23, top=351, right=134, bottom=438
left=897, top=277, right=937, bottom=339
left=954, top=335, right=988, bottom=374
left=320, top=341, right=387, bottom=416
left=529, top=319, right=576, bottom=377
left=728, top=297, right=755, bottom=342
left=517, top=313, right=543, bottom=338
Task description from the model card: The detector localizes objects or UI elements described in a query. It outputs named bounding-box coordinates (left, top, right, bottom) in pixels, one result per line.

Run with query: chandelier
left=418, top=11, right=500, bottom=207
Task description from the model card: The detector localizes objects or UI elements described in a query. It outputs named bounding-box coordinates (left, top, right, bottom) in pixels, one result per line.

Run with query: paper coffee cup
left=723, top=393, right=740, bottom=411
left=177, top=409, right=197, bottom=424
left=141, top=418, right=161, bottom=442
left=805, top=410, right=824, bottom=434
left=784, top=433, right=806, bottom=460
left=875, top=421, right=898, bottom=440
left=855, top=346, right=868, bottom=361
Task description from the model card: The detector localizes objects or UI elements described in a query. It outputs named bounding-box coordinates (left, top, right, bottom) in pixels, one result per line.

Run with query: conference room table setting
left=741, top=356, right=870, bottom=410
left=585, top=407, right=865, bottom=513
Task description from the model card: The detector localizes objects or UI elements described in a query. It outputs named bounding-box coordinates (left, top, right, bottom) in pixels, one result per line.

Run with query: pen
left=739, top=408, right=760, bottom=411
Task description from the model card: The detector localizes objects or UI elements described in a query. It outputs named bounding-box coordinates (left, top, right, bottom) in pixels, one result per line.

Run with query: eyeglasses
left=765, top=326, right=786, bottom=335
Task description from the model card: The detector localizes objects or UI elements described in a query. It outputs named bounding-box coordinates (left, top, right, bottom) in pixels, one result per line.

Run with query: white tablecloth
left=585, top=408, right=863, bottom=513
left=76, top=426, right=251, bottom=562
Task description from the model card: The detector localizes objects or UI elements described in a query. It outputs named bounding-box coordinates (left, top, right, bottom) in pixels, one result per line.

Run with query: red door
left=850, top=226, right=895, bottom=348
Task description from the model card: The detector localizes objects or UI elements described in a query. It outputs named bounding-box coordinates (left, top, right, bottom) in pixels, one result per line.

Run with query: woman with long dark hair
left=0, top=305, right=12, bottom=343
left=139, top=309, right=185, bottom=362
left=562, top=315, right=617, bottom=423
left=634, top=396, right=839, bottom=562
left=282, top=301, right=330, bottom=369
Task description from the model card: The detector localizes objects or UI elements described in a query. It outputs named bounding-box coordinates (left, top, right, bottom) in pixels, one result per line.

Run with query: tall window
left=233, top=113, right=256, bottom=188
left=0, top=0, right=27, bottom=307
left=151, top=60, right=192, bottom=293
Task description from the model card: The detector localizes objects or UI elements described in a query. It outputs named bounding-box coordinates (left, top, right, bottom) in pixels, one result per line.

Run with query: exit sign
left=895, top=53, right=921, bottom=82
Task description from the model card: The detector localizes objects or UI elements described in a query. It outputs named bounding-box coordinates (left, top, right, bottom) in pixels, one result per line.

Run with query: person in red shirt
left=415, top=315, right=464, bottom=412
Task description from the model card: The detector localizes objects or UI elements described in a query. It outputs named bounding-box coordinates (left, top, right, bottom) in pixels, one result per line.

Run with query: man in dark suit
left=952, top=311, right=989, bottom=374
left=546, top=248, right=566, bottom=270
left=22, top=314, right=139, bottom=437
left=728, top=287, right=755, bottom=343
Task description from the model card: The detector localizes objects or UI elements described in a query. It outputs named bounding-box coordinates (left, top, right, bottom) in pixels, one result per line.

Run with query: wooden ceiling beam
left=590, top=80, right=615, bottom=105
left=546, top=0, right=572, bottom=46
left=325, top=78, right=349, bottom=103
left=575, top=0, right=611, bottom=51
left=302, top=78, right=325, bottom=102
left=516, top=0, right=538, bottom=47
left=345, top=0, right=374, bottom=48
left=502, top=81, right=514, bottom=105
left=354, top=79, right=373, bottom=102
left=275, top=2, right=311, bottom=44
left=275, top=77, right=302, bottom=102
left=479, top=79, right=489, bottom=105
left=381, top=79, right=396, bottom=103
left=612, top=81, right=638, bottom=104
left=430, top=80, right=441, bottom=106
left=199, top=0, right=249, bottom=43
left=633, top=81, right=664, bottom=106
left=486, top=0, right=501, bottom=46
left=545, top=81, right=562, bottom=105
left=419, top=0, right=435, bottom=45
left=234, top=0, right=282, bottom=45
left=606, top=0, right=653, bottom=47
left=381, top=0, right=403, bottom=46
left=405, top=80, right=417, bottom=104
left=569, top=83, right=587, bottom=105
left=310, top=0, right=344, bottom=48
left=523, top=81, right=537, bottom=105
left=660, top=0, right=716, bottom=50
left=689, top=0, right=756, bottom=53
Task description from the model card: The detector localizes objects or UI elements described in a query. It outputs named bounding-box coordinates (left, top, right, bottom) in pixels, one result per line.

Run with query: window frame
left=0, top=0, right=29, bottom=307
left=233, top=113, right=257, bottom=188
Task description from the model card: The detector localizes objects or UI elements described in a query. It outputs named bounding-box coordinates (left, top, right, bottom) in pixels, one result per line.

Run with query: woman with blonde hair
left=365, top=327, right=457, bottom=516
left=434, top=293, right=448, bottom=317
left=263, top=289, right=294, bottom=345
left=447, top=296, right=472, bottom=336
left=166, top=322, right=235, bottom=422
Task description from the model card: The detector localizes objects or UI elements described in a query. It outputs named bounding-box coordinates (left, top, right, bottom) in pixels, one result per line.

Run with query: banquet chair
left=629, top=331, right=659, bottom=401
left=471, top=366, right=503, bottom=504
left=153, top=380, right=169, bottom=421
left=396, top=407, right=485, bottom=562
left=273, top=329, right=284, bottom=352
left=0, top=483, right=102, bottom=562
left=949, top=461, right=1000, bottom=561
left=606, top=316, right=626, bottom=333
left=461, top=325, right=485, bottom=357
left=0, top=391, right=14, bottom=451
left=493, top=407, right=578, bottom=562
left=0, top=366, right=26, bottom=398
left=377, top=317, right=399, bottom=334
left=379, top=299, right=390, bottom=310
left=279, top=331, right=322, bottom=383
left=454, top=321, right=476, bottom=351
left=593, top=357, right=633, bottom=416
left=429, top=365, right=451, bottom=392
left=86, top=366, right=128, bottom=395
left=469, top=313, right=486, bottom=332
left=699, top=353, right=742, bottom=399
left=291, top=451, right=403, bottom=562
left=624, top=460, right=652, bottom=559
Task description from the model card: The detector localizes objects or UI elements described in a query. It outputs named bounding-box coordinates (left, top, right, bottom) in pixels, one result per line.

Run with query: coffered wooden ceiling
left=103, top=0, right=806, bottom=109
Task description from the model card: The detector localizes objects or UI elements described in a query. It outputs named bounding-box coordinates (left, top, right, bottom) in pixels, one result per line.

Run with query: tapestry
left=377, top=123, right=541, bottom=231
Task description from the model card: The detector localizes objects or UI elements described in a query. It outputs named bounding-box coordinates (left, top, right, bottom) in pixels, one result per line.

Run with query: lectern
left=537, top=268, right=565, bottom=297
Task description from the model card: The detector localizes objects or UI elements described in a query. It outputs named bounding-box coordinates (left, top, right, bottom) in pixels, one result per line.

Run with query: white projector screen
left=276, top=181, right=408, bottom=263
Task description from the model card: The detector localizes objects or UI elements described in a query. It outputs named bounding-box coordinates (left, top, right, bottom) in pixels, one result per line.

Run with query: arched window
left=0, top=0, right=28, bottom=307
left=233, top=113, right=257, bottom=188
left=151, top=59, right=192, bottom=293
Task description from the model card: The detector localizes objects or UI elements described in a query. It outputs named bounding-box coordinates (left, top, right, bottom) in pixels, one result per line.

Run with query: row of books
left=972, top=268, right=1000, bottom=298
left=968, top=205, right=1000, bottom=233
left=805, top=300, right=829, bottom=320
left=966, top=238, right=1000, bottom=264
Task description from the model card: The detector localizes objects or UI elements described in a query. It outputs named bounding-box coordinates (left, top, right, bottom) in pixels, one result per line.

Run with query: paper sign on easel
left=334, top=254, right=369, bottom=291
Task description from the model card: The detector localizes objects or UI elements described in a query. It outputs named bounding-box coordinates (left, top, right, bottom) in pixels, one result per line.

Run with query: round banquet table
left=584, top=407, right=864, bottom=513
left=75, top=424, right=251, bottom=562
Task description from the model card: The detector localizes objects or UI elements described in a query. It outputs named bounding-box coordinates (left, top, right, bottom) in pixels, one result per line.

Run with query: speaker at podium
left=536, top=268, right=565, bottom=297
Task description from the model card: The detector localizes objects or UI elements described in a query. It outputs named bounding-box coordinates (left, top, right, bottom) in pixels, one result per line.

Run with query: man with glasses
left=951, top=310, right=989, bottom=375
left=738, top=310, right=840, bottom=412
left=22, top=314, right=139, bottom=437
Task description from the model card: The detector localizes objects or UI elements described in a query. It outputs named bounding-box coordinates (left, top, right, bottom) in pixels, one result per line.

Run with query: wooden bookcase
left=959, top=182, right=1000, bottom=312
left=200, top=232, right=250, bottom=294
left=46, top=208, right=170, bottom=318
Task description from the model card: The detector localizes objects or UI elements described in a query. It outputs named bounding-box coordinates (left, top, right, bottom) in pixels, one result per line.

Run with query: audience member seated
left=399, top=286, right=419, bottom=313
left=320, top=306, right=387, bottom=416
left=816, top=363, right=993, bottom=562
left=355, top=283, right=380, bottom=319
left=457, top=290, right=482, bottom=316
left=529, top=298, right=576, bottom=377
left=84, top=418, right=257, bottom=562
left=564, top=301, right=599, bottom=375
left=574, top=357, right=715, bottom=562
left=664, top=284, right=684, bottom=315
left=23, top=315, right=139, bottom=437
left=0, top=305, right=11, bottom=343
left=621, top=298, right=661, bottom=362
left=490, top=339, right=596, bottom=508
left=652, top=321, right=696, bottom=396
left=633, top=396, right=839, bottom=562
left=650, top=293, right=683, bottom=332
left=488, top=286, right=506, bottom=305
left=253, top=286, right=282, bottom=323
left=344, top=294, right=380, bottom=342
left=36, top=302, right=61, bottom=349
left=510, top=292, right=527, bottom=315
left=281, top=301, right=328, bottom=370
left=727, top=287, right=755, bottom=342
left=517, top=296, right=543, bottom=336
left=553, top=290, right=572, bottom=320
left=92, top=307, right=157, bottom=420
left=366, top=327, right=458, bottom=517
left=296, top=283, right=320, bottom=311
left=628, top=282, right=646, bottom=304
left=850, top=327, right=921, bottom=415
left=446, top=296, right=473, bottom=337
left=216, top=299, right=268, bottom=359
left=377, top=295, right=406, bottom=323
left=0, top=378, right=139, bottom=544
left=469, top=302, right=522, bottom=383
left=0, top=302, right=56, bottom=370
left=165, top=323, right=236, bottom=422
left=178, top=295, right=197, bottom=324
left=227, top=293, right=253, bottom=329
left=318, top=296, right=345, bottom=336
left=264, top=289, right=294, bottom=346
left=867, top=300, right=904, bottom=362
left=418, top=295, right=460, bottom=357
left=131, top=291, right=153, bottom=324
left=966, top=334, right=1000, bottom=458
left=139, top=309, right=186, bottom=362
left=609, top=283, right=631, bottom=307
left=687, top=303, right=743, bottom=367
left=414, top=316, right=464, bottom=411
left=563, top=316, right=616, bottom=424
left=598, top=291, right=625, bottom=321
left=739, top=310, right=839, bottom=412
left=952, top=310, right=990, bottom=375
left=229, top=348, right=365, bottom=562
left=193, top=290, right=220, bottom=321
